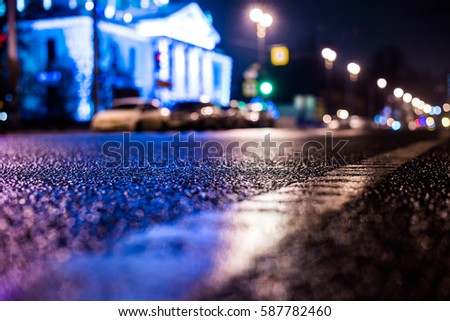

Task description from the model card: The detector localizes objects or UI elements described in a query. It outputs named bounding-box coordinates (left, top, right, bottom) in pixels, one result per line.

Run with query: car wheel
left=135, top=121, right=144, bottom=132
left=160, top=121, right=168, bottom=131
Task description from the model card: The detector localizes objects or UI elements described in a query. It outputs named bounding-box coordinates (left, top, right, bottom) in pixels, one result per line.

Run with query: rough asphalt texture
left=0, top=129, right=445, bottom=299
left=210, top=139, right=450, bottom=300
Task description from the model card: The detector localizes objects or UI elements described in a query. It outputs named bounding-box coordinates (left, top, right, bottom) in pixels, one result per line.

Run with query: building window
left=129, top=47, right=136, bottom=76
left=213, top=61, right=221, bottom=92
left=47, top=39, right=56, bottom=68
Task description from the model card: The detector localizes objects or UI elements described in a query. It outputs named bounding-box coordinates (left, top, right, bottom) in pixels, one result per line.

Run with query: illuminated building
left=12, top=1, right=232, bottom=122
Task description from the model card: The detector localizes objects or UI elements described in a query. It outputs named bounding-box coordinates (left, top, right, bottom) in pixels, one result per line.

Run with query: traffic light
left=259, top=80, right=273, bottom=96
left=0, top=34, right=7, bottom=51
left=154, top=51, right=161, bottom=71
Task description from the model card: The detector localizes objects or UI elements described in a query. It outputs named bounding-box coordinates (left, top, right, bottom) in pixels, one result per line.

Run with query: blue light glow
left=69, top=0, right=77, bottom=9
left=31, top=16, right=94, bottom=121
left=374, top=115, right=386, bottom=125
left=104, top=5, right=116, bottom=19
left=85, top=1, right=94, bottom=11
left=391, top=120, right=401, bottom=131
left=136, top=3, right=220, bottom=50
left=123, top=12, right=133, bottom=23
left=43, top=0, right=52, bottom=10
left=210, top=52, right=232, bottom=106
left=17, top=0, right=25, bottom=12
left=382, top=106, right=392, bottom=116
left=36, top=71, right=62, bottom=83
left=0, top=1, right=5, bottom=17
left=141, top=0, right=150, bottom=8
left=418, top=116, right=427, bottom=127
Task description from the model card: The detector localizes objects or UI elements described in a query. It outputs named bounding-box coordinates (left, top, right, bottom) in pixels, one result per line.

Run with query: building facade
left=14, top=0, right=232, bottom=122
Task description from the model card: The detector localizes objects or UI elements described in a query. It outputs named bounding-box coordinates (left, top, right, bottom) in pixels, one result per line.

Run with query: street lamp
left=346, top=62, right=360, bottom=115
left=377, top=78, right=387, bottom=89
left=374, top=78, right=387, bottom=117
left=347, top=62, right=361, bottom=81
left=249, top=8, right=272, bottom=69
left=321, top=48, right=337, bottom=113
left=402, top=92, right=412, bottom=104
left=393, top=88, right=404, bottom=99
left=321, top=48, right=337, bottom=70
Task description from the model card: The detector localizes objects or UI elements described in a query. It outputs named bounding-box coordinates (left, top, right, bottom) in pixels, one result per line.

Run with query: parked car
left=243, top=99, right=279, bottom=128
left=324, top=114, right=371, bottom=130
left=168, top=101, right=223, bottom=130
left=91, top=97, right=171, bottom=131
left=220, top=101, right=248, bottom=129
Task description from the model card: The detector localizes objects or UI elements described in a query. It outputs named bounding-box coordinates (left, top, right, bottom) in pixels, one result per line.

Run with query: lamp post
left=346, top=62, right=360, bottom=115
left=7, top=0, right=20, bottom=127
left=92, top=0, right=99, bottom=114
left=321, top=48, right=337, bottom=112
left=321, top=48, right=337, bottom=70
left=249, top=8, right=272, bottom=71
left=373, top=77, right=387, bottom=118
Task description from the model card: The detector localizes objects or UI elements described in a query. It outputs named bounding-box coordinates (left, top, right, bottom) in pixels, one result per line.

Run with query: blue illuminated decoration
left=85, top=1, right=94, bottom=11
left=391, top=120, right=401, bottom=131
left=418, top=117, right=426, bottom=127
left=140, top=0, right=150, bottom=8
left=69, top=0, right=77, bottom=9
left=104, top=5, right=116, bottom=19
left=210, top=52, right=232, bottom=106
left=17, top=0, right=25, bottom=12
left=136, top=2, right=220, bottom=50
left=43, top=0, right=52, bottom=11
left=0, top=1, right=5, bottom=17
left=36, top=71, right=62, bottom=83
left=20, top=2, right=233, bottom=122
left=32, top=16, right=94, bottom=121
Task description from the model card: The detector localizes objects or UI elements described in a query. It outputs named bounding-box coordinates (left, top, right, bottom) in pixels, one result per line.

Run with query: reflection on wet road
left=21, top=137, right=444, bottom=300
left=23, top=208, right=288, bottom=300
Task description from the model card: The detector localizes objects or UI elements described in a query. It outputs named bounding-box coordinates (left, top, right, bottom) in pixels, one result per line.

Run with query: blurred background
left=0, top=0, right=449, bottom=131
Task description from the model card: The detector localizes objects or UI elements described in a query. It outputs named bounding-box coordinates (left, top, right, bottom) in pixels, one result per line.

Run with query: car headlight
left=160, top=108, right=170, bottom=117
left=201, top=106, right=214, bottom=116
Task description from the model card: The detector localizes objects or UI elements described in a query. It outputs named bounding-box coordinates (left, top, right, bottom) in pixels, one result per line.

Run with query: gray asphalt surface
left=210, top=137, right=450, bottom=300
left=0, top=128, right=447, bottom=299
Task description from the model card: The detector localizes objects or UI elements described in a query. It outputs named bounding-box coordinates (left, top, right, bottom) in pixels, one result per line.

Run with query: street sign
left=243, top=80, right=257, bottom=97
left=156, top=80, right=172, bottom=88
left=271, top=45, right=289, bottom=66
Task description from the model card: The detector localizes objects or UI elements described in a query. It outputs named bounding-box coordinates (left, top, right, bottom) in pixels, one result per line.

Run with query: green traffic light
left=259, top=81, right=273, bottom=96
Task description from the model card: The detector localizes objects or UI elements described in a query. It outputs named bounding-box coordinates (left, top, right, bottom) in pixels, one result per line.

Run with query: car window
left=143, top=104, right=158, bottom=111
left=173, top=102, right=212, bottom=112
left=112, top=104, right=142, bottom=110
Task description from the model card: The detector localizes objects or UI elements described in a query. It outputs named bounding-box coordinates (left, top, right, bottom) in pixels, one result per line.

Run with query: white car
left=91, top=97, right=171, bottom=131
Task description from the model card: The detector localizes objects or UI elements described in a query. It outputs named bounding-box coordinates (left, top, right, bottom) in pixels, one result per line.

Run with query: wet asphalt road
left=0, top=128, right=448, bottom=300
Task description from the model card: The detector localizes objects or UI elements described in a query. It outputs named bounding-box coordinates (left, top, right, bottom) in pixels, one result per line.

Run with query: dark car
left=168, top=101, right=223, bottom=130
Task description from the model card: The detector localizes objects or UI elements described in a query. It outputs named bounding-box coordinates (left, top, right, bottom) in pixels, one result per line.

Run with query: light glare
left=249, top=8, right=263, bottom=23
left=377, top=78, right=387, bottom=89
left=260, top=13, right=273, bottom=27
left=403, top=93, right=412, bottom=103
left=442, top=117, right=450, bottom=128
left=393, top=88, right=404, bottom=98
left=85, top=1, right=94, bottom=11
left=322, top=114, right=332, bottom=124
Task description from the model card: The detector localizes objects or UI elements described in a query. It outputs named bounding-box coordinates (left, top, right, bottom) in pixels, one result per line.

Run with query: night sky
left=182, top=0, right=450, bottom=84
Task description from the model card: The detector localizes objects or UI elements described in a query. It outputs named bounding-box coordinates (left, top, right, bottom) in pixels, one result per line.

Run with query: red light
left=0, top=34, right=7, bottom=46
left=155, top=52, right=161, bottom=61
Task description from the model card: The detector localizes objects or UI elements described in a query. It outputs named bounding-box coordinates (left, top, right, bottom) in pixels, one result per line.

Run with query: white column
left=201, top=51, right=213, bottom=99
left=173, top=43, right=186, bottom=100
left=187, top=47, right=200, bottom=100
